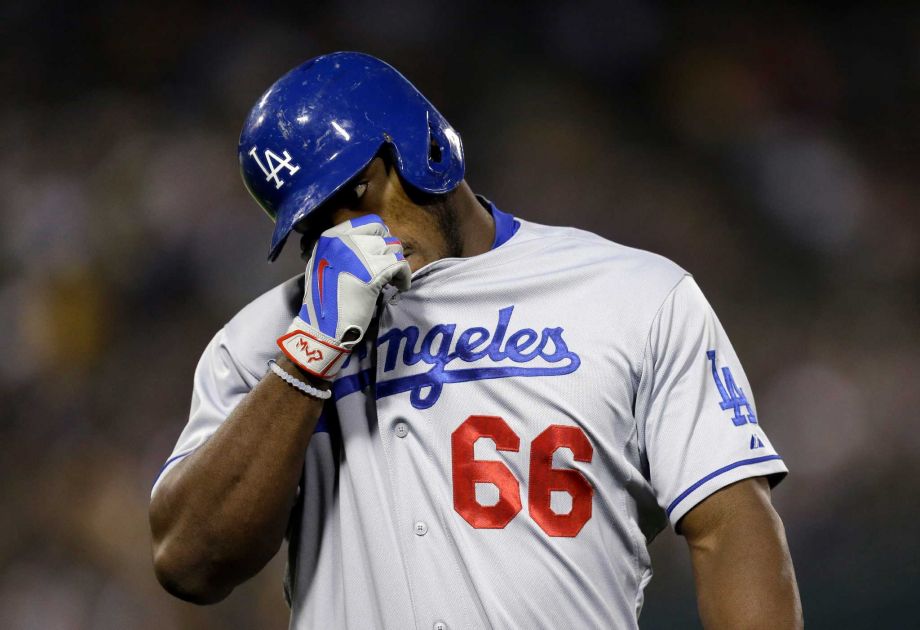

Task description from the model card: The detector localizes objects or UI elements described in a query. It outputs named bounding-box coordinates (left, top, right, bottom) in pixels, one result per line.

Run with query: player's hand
left=277, top=214, right=411, bottom=379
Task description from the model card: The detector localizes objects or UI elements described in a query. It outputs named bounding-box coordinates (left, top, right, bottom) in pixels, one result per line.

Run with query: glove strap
left=277, top=323, right=350, bottom=379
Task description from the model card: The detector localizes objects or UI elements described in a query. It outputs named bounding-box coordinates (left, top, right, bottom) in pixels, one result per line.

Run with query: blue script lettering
left=379, top=326, right=421, bottom=371
left=334, top=306, right=581, bottom=409
left=454, top=327, right=490, bottom=361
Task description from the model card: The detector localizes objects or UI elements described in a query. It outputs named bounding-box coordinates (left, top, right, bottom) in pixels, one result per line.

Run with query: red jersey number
left=529, top=425, right=594, bottom=537
left=451, top=415, right=594, bottom=537
left=451, top=415, right=522, bottom=529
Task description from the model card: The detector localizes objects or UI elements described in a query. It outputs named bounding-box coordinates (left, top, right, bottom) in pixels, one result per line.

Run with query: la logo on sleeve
left=706, top=350, right=757, bottom=426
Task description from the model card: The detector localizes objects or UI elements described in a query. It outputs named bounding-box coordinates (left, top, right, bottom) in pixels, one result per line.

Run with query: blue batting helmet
left=239, top=51, right=465, bottom=261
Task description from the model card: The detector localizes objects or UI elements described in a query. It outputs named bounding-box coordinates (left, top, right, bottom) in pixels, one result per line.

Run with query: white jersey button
left=395, top=422, right=409, bottom=438
left=433, top=622, right=448, bottom=630
left=414, top=521, right=428, bottom=536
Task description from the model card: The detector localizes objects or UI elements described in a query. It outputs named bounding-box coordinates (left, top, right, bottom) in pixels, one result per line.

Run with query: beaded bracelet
left=268, top=359, right=332, bottom=400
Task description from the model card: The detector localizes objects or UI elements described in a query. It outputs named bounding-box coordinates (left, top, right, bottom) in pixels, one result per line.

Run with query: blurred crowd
left=1, top=1, right=917, bottom=628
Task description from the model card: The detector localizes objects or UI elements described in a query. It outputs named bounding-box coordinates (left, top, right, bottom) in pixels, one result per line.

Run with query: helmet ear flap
left=425, top=112, right=451, bottom=176
left=386, top=109, right=463, bottom=195
left=428, top=120, right=444, bottom=165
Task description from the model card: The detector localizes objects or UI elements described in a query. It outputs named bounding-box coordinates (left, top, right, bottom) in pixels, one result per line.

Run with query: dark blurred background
left=2, top=1, right=918, bottom=628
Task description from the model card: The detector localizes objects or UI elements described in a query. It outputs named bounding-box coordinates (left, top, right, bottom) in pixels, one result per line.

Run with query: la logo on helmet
left=249, top=146, right=301, bottom=189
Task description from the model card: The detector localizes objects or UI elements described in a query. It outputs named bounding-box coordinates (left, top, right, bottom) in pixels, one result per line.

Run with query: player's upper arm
left=635, top=275, right=788, bottom=528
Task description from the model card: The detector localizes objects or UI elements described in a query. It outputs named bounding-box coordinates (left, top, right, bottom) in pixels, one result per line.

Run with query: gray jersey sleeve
left=636, top=275, right=787, bottom=528
left=150, top=327, right=263, bottom=497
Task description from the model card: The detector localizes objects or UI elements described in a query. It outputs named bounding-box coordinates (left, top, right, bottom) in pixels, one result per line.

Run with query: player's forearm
left=685, top=487, right=802, bottom=629
left=149, top=355, right=326, bottom=603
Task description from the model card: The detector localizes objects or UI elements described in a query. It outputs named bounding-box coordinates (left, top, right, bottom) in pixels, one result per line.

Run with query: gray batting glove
left=277, top=214, right=411, bottom=379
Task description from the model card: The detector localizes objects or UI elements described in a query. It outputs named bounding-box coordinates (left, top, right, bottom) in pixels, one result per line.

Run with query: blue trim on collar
left=478, top=197, right=519, bottom=250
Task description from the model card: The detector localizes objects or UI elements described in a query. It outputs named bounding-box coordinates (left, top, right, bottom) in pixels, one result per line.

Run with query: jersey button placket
left=414, top=521, right=428, bottom=536
left=395, top=421, right=409, bottom=438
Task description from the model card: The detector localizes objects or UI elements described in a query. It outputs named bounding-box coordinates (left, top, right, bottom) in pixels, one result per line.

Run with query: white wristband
left=268, top=359, right=332, bottom=400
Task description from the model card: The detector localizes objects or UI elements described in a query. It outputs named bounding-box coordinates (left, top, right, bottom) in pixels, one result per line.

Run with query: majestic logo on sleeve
left=334, top=306, right=581, bottom=409
left=707, top=350, right=757, bottom=426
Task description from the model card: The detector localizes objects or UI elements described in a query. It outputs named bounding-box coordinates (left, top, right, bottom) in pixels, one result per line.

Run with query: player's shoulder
left=217, top=274, right=304, bottom=374
left=225, top=274, right=303, bottom=328
left=514, top=218, right=689, bottom=296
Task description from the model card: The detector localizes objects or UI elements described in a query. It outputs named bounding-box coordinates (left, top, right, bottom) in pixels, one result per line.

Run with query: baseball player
left=149, top=52, right=802, bottom=628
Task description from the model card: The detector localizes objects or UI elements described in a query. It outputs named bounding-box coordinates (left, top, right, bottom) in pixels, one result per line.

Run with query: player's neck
left=453, top=182, right=496, bottom=258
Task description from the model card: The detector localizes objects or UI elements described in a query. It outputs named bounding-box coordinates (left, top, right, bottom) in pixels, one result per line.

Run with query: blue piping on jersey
left=666, top=455, right=784, bottom=518
left=151, top=447, right=201, bottom=490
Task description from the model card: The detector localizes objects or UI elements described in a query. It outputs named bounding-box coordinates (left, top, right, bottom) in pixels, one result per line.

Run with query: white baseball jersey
left=153, top=200, right=787, bottom=629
